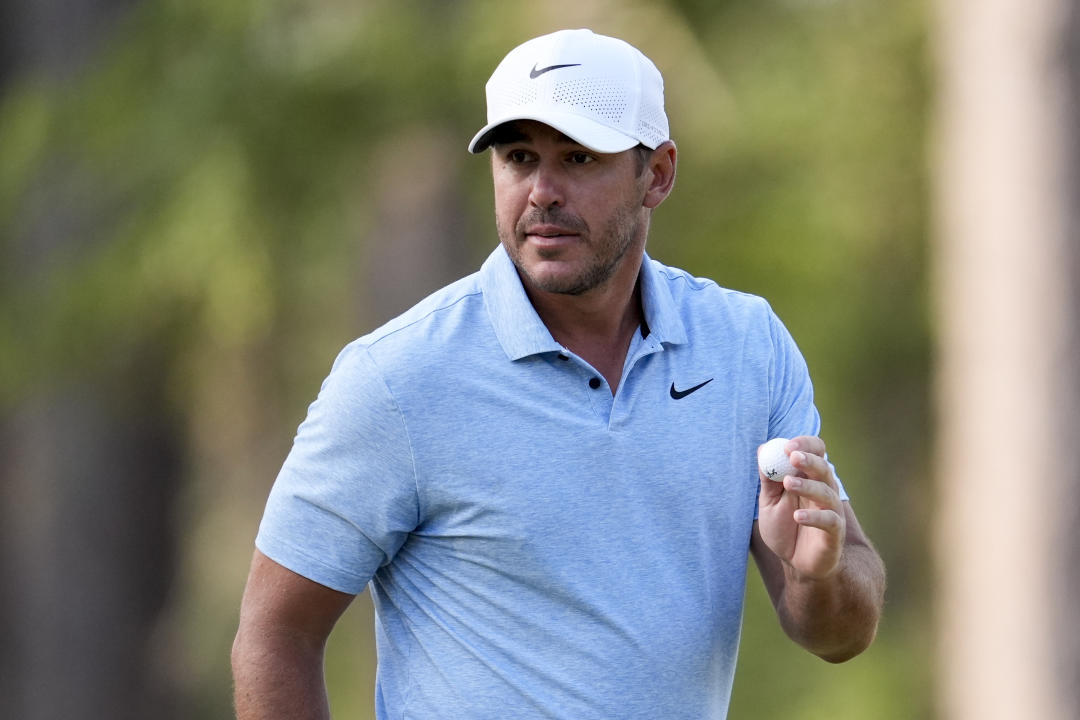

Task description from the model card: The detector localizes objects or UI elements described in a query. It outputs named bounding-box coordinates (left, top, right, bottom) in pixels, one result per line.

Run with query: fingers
left=788, top=439, right=839, bottom=493
left=782, top=447, right=843, bottom=517
left=781, top=472, right=840, bottom=510
left=793, top=507, right=843, bottom=532
left=757, top=435, right=840, bottom=514
left=790, top=435, right=826, bottom=457
left=790, top=450, right=830, bottom=481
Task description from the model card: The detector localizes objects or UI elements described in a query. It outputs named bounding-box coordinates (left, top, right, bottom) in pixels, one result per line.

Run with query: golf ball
left=758, top=438, right=797, bottom=483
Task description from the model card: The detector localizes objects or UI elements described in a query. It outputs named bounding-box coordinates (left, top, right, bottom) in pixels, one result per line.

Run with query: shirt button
left=589, top=377, right=602, bottom=389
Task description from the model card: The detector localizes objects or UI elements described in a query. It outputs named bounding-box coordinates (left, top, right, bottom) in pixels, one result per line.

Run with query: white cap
left=468, top=29, right=670, bottom=154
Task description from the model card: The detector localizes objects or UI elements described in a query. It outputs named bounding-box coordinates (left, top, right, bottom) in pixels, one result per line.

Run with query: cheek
left=492, top=194, right=518, bottom=241
left=493, top=182, right=527, bottom=226
left=492, top=194, right=512, bottom=233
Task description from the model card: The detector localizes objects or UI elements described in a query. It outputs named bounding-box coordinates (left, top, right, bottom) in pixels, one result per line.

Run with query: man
left=232, top=28, right=886, bottom=720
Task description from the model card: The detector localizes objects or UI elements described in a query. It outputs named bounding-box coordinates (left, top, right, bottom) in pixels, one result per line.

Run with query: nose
left=528, top=160, right=564, bottom=209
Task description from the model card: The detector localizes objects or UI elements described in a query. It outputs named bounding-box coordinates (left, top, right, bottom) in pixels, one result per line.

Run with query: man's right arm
left=232, top=549, right=356, bottom=720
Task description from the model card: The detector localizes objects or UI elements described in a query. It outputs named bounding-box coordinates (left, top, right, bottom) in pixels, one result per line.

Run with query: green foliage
left=0, top=0, right=931, bottom=716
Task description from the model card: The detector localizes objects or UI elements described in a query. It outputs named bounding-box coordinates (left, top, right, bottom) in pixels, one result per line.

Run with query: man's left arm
left=750, top=436, right=886, bottom=663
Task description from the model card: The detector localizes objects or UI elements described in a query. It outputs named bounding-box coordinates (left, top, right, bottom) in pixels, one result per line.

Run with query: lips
left=525, top=224, right=579, bottom=239
left=524, top=222, right=582, bottom=251
left=518, top=213, right=586, bottom=250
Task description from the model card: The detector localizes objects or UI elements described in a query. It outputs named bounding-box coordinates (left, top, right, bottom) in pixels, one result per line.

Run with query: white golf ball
left=758, top=438, right=797, bottom=483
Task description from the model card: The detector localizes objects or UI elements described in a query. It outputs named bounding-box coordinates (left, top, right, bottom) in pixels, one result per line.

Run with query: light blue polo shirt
left=256, top=244, right=839, bottom=720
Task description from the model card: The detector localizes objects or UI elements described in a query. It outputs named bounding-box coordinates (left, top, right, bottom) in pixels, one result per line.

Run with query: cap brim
left=468, top=111, right=642, bottom=154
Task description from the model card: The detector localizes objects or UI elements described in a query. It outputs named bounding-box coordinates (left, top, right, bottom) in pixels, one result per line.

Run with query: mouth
left=524, top=225, right=580, bottom=246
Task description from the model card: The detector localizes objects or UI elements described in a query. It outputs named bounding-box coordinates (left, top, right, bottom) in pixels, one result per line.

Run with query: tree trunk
left=932, top=0, right=1080, bottom=717
left=361, top=126, right=478, bottom=325
left=0, top=387, right=182, bottom=720
left=0, top=0, right=183, bottom=717
left=1060, top=1, right=1080, bottom=709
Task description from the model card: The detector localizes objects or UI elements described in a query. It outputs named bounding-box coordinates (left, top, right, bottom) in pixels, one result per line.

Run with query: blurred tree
left=933, top=0, right=1080, bottom=717
left=1067, top=1, right=1080, bottom=707
left=0, top=0, right=184, bottom=718
left=362, top=126, right=477, bottom=328
left=0, top=0, right=139, bottom=86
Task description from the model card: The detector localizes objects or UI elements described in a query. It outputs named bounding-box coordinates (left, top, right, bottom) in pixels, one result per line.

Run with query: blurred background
left=0, top=0, right=1076, bottom=718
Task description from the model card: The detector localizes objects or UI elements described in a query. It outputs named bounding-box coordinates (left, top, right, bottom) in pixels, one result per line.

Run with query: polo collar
left=481, top=244, right=689, bottom=361
left=638, top=254, right=689, bottom=347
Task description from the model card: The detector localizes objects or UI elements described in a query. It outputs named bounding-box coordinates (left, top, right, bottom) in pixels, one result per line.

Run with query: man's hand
left=756, top=436, right=846, bottom=580
left=751, top=436, right=885, bottom=662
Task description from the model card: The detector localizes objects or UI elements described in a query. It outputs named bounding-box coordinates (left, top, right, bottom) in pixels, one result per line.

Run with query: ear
left=643, top=141, right=677, bottom=209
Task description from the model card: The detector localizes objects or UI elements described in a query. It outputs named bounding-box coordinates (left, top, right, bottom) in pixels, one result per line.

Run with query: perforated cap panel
left=469, top=29, right=670, bottom=154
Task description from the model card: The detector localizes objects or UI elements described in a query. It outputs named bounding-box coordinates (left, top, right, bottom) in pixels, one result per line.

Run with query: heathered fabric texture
left=256, top=245, right=842, bottom=719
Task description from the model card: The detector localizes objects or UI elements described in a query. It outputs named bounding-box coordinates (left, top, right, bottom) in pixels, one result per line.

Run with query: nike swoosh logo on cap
left=670, top=378, right=713, bottom=400
left=529, top=63, right=582, bottom=79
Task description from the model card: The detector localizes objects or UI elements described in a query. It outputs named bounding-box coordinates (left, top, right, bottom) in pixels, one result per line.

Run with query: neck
left=523, top=251, right=646, bottom=393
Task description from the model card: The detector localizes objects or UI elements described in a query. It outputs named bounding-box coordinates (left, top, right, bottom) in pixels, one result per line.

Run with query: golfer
left=232, top=28, right=886, bottom=720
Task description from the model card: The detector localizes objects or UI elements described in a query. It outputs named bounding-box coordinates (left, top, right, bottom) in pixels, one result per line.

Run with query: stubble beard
left=498, top=199, right=644, bottom=297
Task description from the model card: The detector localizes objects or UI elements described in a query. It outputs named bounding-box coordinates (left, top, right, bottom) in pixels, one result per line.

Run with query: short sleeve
left=255, top=341, right=419, bottom=594
left=764, top=308, right=848, bottom=502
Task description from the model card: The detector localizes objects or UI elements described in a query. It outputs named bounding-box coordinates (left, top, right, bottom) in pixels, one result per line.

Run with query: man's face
left=490, top=121, right=651, bottom=297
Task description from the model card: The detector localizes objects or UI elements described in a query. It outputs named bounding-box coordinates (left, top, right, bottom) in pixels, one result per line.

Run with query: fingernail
left=795, top=510, right=808, bottom=522
left=787, top=476, right=803, bottom=489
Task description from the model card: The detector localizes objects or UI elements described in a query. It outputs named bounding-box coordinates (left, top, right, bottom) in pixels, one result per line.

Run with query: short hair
left=631, top=144, right=653, bottom=177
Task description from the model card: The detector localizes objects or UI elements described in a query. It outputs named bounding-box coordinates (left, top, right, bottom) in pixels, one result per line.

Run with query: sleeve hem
left=255, top=533, right=371, bottom=595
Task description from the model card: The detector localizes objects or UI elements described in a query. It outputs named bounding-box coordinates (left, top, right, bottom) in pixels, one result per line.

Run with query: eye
left=506, top=149, right=533, bottom=164
left=568, top=151, right=594, bottom=165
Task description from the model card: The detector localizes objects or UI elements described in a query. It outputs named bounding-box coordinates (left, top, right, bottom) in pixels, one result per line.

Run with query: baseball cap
left=468, top=29, right=670, bottom=154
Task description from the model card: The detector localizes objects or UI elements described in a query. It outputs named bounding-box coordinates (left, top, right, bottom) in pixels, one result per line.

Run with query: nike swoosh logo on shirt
left=529, top=63, right=582, bottom=79
left=669, top=379, right=714, bottom=400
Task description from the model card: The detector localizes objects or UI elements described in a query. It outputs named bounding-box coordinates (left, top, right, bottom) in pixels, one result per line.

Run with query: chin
left=525, top=261, right=608, bottom=296
left=523, top=266, right=580, bottom=294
